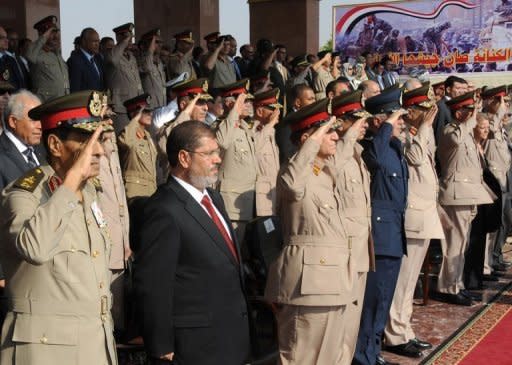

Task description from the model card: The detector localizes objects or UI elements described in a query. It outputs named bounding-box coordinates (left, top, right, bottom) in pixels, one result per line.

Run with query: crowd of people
left=0, top=14, right=511, bottom=365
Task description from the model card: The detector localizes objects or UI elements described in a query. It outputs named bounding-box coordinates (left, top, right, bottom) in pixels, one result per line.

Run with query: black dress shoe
left=411, top=337, right=433, bottom=349
left=434, top=292, right=473, bottom=306
left=461, top=290, right=482, bottom=302
left=483, top=274, right=500, bottom=281
left=386, top=341, right=423, bottom=358
left=376, top=354, right=401, bottom=365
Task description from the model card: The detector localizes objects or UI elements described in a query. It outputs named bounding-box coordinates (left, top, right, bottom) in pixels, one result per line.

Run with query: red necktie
left=201, top=195, right=239, bottom=262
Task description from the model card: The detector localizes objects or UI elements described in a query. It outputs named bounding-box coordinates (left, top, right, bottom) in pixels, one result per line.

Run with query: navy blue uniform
left=353, top=122, right=408, bottom=365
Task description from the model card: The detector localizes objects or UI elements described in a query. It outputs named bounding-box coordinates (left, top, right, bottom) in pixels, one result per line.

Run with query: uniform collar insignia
left=47, top=174, right=63, bottom=193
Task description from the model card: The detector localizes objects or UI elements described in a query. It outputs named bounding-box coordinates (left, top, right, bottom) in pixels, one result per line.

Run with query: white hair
left=3, top=89, right=41, bottom=129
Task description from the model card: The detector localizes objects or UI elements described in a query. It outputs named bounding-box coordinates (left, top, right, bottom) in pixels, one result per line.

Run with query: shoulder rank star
left=14, top=168, right=44, bottom=192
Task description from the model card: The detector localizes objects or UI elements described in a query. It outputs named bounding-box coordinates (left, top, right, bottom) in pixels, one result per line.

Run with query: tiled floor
left=381, top=247, right=512, bottom=365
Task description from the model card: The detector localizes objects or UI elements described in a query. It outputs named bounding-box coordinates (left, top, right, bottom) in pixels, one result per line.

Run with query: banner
left=333, top=0, right=512, bottom=74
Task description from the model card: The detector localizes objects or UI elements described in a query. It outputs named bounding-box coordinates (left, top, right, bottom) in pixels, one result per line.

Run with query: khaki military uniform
left=166, top=51, right=197, bottom=81
left=216, top=110, right=257, bottom=244
left=313, top=67, right=334, bottom=100
left=155, top=110, right=191, bottom=184
left=254, top=122, right=280, bottom=216
left=336, top=127, right=374, bottom=365
left=139, top=51, right=166, bottom=109
left=98, top=136, right=130, bottom=330
left=437, top=117, right=495, bottom=294
left=104, top=41, right=144, bottom=134
left=265, top=137, right=353, bottom=365
left=385, top=123, right=445, bottom=345
left=0, top=165, right=117, bottom=365
left=483, top=112, right=511, bottom=274
left=26, top=35, right=69, bottom=102
left=118, top=118, right=158, bottom=200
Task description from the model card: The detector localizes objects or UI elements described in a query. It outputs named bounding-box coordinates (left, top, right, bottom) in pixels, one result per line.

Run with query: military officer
left=97, top=105, right=131, bottom=333
left=313, top=51, right=340, bottom=100
left=384, top=82, right=444, bottom=358
left=118, top=94, right=158, bottom=200
left=436, top=91, right=495, bottom=305
left=252, top=88, right=282, bottom=217
left=216, top=81, right=258, bottom=246
left=138, top=29, right=166, bottom=109
left=167, top=31, right=197, bottom=81
left=26, top=16, right=69, bottom=101
left=353, top=88, right=408, bottom=365
left=0, top=90, right=117, bottom=365
left=330, top=91, right=375, bottom=365
left=156, top=78, right=212, bottom=182
left=480, top=86, right=512, bottom=276
left=265, top=99, right=353, bottom=364
left=104, top=23, right=144, bottom=134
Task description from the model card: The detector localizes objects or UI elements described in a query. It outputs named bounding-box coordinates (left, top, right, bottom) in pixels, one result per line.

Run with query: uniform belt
left=9, top=296, right=110, bottom=317
left=286, top=235, right=347, bottom=248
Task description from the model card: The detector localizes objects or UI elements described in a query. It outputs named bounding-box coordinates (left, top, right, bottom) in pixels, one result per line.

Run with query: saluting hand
left=64, top=126, right=104, bottom=194
left=423, top=104, right=438, bottom=127
left=268, top=108, right=281, bottom=128
left=160, top=352, right=174, bottom=362
left=309, top=116, right=336, bottom=143
left=183, top=93, right=201, bottom=116
left=234, top=93, right=248, bottom=116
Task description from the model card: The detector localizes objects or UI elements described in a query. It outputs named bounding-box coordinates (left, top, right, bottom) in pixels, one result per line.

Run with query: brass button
left=101, top=315, right=107, bottom=322
left=320, top=258, right=326, bottom=264
left=323, top=204, right=330, bottom=208
left=86, top=219, right=92, bottom=226
left=409, top=204, right=414, bottom=208
left=40, top=336, right=48, bottom=344
left=92, top=250, right=99, bottom=258
left=71, top=246, right=76, bottom=253
left=99, top=281, right=104, bottom=289
left=392, top=173, right=397, bottom=177
left=463, top=179, right=468, bottom=182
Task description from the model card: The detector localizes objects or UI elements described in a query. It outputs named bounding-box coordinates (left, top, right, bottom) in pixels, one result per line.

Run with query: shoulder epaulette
left=13, top=168, right=45, bottom=192
left=91, top=177, right=103, bottom=192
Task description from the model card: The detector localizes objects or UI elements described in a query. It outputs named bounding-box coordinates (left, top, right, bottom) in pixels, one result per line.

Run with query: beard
left=189, top=173, right=218, bottom=190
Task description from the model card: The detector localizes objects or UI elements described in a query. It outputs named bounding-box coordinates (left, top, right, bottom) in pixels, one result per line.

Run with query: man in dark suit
left=0, top=26, right=24, bottom=91
left=0, top=89, right=46, bottom=190
left=354, top=88, right=408, bottom=365
left=67, top=27, right=104, bottom=92
left=134, top=121, right=251, bottom=365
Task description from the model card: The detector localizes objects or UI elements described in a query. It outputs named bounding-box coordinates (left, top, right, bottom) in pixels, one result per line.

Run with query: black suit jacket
left=67, top=49, right=105, bottom=92
left=0, top=133, right=47, bottom=190
left=433, top=97, right=451, bottom=145
left=134, top=177, right=250, bottom=365
left=0, top=54, right=25, bottom=90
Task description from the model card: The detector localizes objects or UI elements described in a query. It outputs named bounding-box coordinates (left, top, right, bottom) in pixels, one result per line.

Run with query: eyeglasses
left=185, top=149, right=221, bottom=158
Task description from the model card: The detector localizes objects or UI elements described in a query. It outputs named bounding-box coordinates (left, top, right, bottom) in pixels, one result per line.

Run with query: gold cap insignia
left=327, top=98, right=332, bottom=115
left=245, top=79, right=250, bottom=91
left=2, top=69, right=9, bottom=81
left=89, top=91, right=102, bottom=117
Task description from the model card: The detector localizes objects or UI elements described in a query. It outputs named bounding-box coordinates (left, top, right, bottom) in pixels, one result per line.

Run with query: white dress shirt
left=172, top=175, right=232, bottom=239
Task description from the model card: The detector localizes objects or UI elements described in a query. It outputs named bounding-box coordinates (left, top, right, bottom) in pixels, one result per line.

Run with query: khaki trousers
left=384, top=238, right=429, bottom=345
left=484, top=231, right=498, bottom=275
left=276, top=304, right=346, bottom=365
left=340, top=272, right=367, bottom=365
left=110, top=269, right=125, bottom=331
left=437, top=205, right=476, bottom=294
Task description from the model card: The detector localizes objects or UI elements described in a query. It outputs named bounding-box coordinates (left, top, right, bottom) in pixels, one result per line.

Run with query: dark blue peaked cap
left=365, top=87, right=402, bottom=115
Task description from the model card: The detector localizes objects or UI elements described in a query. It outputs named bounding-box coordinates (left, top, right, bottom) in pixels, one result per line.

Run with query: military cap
left=217, top=78, right=253, bottom=100
left=172, top=78, right=212, bottom=100
left=140, top=28, right=160, bottom=42
left=33, top=16, right=58, bottom=33
left=317, top=50, right=340, bottom=59
left=285, top=98, right=331, bottom=133
left=290, top=55, right=310, bottom=68
left=174, top=30, right=194, bottom=43
left=204, top=31, right=220, bottom=43
left=445, top=91, right=476, bottom=110
left=166, top=72, right=189, bottom=89
left=253, top=88, right=282, bottom=109
left=331, top=91, right=371, bottom=118
left=481, top=85, right=508, bottom=99
left=28, top=90, right=114, bottom=133
left=124, top=94, right=152, bottom=115
left=431, top=81, right=444, bottom=89
left=365, top=87, right=403, bottom=115
left=112, top=23, right=134, bottom=35
left=402, top=83, right=435, bottom=108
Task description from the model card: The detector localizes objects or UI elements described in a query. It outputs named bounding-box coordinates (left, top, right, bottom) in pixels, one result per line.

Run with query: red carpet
left=458, top=308, right=512, bottom=365
left=423, top=284, right=512, bottom=365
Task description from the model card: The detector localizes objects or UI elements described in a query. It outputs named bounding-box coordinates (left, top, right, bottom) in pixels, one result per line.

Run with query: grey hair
left=403, top=78, right=423, bottom=92
left=3, top=89, right=41, bottom=129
